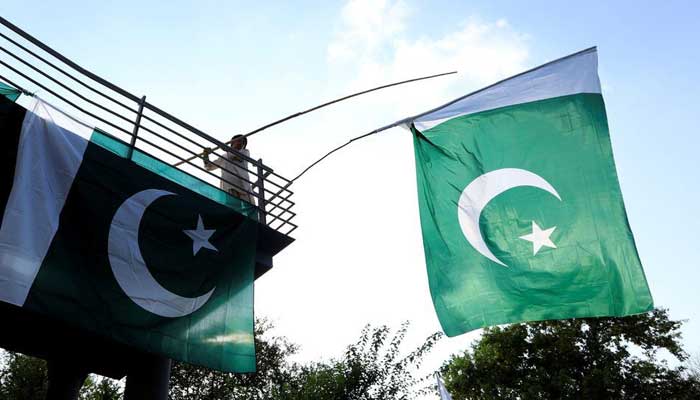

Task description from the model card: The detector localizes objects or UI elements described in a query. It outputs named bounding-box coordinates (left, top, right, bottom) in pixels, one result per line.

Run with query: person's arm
left=203, top=148, right=224, bottom=171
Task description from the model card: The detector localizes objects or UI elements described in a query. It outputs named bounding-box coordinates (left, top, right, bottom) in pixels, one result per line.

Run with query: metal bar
left=0, top=45, right=137, bottom=126
left=0, top=16, right=141, bottom=102
left=134, top=135, right=260, bottom=201
left=0, top=59, right=133, bottom=136
left=255, top=173, right=292, bottom=192
left=254, top=175, right=293, bottom=193
left=267, top=186, right=294, bottom=206
left=147, top=102, right=267, bottom=170
left=266, top=212, right=295, bottom=227
left=269, top=193, right=295, bottom=207
left=0, top=17, right=268, bottom=171
left=0, top=31, right=138, bottom=114
left=266, top=210, right=297, bottom=227
left=127, top=96, right=146, bottom=160
left=266, top=191, right=295, bottom=216
left=266, top=195, right=295, bottom=211
left=266, top=205, right=297, bottom=220
left=266, top=206, right=294, bottom=222
left=256, top=159, right=266, bottom=224
left=270, top=220, right=297, bottom=235
left=0, top=73, right=30, bottom=95
left=266, top=210, right=297, bottom=225
left=269, top=217, right=297, bottom=233
left=269, top=219, right=297, bottom=235
left=265, top=180, right=293, bottom=207
left=140, top=112, right=212, bottom=151
left=270, top=171, right=290, bottom=183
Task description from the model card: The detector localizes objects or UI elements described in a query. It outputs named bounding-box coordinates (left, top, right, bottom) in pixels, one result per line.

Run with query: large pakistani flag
left=411, top=47, right=653, bottom=336
left=0, top=93, right=258, bottom=372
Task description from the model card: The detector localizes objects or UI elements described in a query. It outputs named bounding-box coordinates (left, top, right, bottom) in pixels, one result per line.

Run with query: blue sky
left=2, top=0, right=699, bottom=383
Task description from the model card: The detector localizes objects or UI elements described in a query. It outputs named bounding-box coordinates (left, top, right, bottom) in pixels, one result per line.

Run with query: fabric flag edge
left=412, top=47, right=601, bottom=132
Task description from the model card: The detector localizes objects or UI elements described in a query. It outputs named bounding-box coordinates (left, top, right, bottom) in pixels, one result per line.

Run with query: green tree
left=0, top=351, right=122, bottom=400
left=170, top=321, right=442, bottom=400
left=0, top=351, right=48, bottom=400
left=168, top=318, right=298, bottom=400
left=79, top=376, right=123, bottom=400
left=687, top=352, right=700, bottom=381
left=277, top=322, right=443, bottom=400
left=1, top=320, right=441, bottom=399
left=441, top=309, right=700, bottom=399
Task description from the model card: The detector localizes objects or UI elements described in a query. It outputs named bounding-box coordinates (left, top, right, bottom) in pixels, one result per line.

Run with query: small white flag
left=436, top=373, right=453, bottom=400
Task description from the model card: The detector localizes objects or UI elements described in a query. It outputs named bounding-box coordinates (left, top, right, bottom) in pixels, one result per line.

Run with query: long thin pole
left=242, top=70, right=456, bottom=139
left=289, top=120, right=404, bottom=183
left=126, top=96, right=147, bottom=160
left=173, top=71, right=456, bottom=167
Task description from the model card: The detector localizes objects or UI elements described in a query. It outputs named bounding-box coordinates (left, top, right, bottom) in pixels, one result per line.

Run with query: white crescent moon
left=457, top=168, right=561, bottom=267
left=108, top=189, right=215, bottom=318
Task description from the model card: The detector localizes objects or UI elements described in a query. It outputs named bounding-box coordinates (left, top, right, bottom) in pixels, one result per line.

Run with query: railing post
left=127, top=95, right=147, bottom=160
left=256, top=158, right=266, bottom=225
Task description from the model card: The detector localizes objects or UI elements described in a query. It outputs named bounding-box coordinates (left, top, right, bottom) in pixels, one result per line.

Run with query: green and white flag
left=411, top=48, right=653, bottom=336
left=0, top=95, right=257, bottom=372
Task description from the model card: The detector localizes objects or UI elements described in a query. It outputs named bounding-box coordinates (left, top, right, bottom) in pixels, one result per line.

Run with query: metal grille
left=0, top=16, right=296, bottom=236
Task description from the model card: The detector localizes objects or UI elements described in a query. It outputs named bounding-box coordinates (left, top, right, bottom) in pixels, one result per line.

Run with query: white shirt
left=204, top=148, right=254, bottom=204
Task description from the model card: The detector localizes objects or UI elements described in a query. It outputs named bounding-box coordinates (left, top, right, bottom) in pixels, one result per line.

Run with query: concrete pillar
left=123, top=354, right=171, bottom=400
left=46, top=359, right=88, bottom=400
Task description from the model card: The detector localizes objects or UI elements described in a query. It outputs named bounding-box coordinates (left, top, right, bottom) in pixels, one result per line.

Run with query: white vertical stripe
left=0, top=102, right=89, bottom=306
left=413, top=48, right=601, bottom=132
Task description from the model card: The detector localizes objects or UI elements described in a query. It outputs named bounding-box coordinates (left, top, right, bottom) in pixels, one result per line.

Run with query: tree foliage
left=169, top=320, right=442, bottom=400
left=169, top=317, right=298, bottom=399
left=0, top=351, right=48, bottom=400
left=0, top=319, right=442, bottom=400
left=80, top=376, right=123, bottom=400
left=441, top=309, right=700, bottom=399
left=0, top=351, right=122, bottom=400
left=276, top=322, right=443, bottom=400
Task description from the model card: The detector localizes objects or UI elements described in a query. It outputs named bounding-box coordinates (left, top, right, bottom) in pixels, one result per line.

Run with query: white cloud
left=327, top=0, right=410, bottom=64
left=327, top=3, right=530, bottom=118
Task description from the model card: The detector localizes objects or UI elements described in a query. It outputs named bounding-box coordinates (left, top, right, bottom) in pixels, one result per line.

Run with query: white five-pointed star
left=183, top=215, right=218, bottom=256
left=519, top=221, right=557, bottom=255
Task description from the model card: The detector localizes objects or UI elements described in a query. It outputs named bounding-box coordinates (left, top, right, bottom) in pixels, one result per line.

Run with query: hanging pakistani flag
left=411, top=47, right=653, bottom=337
left=0, top=95, right=258, bottom=372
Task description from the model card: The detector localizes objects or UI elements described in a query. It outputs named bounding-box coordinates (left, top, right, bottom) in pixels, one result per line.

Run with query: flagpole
left=289, top=118, right=407, bottom=182
left=172, top=71, right=456, bottom=167
left=242, top=71, right=457, bottom=139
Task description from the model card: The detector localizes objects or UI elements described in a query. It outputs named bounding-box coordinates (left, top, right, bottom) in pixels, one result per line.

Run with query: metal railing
left=0, top=16, right=296, bottom=235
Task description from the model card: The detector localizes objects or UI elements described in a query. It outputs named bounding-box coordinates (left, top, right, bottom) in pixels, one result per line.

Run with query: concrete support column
left=45, top=359, right=88, bottom=400
left=123, top=354, right=171, bottom=400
